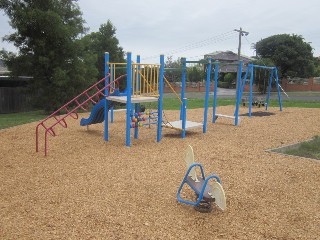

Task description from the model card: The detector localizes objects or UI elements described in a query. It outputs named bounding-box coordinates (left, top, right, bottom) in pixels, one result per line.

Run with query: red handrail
left=36, top=74, right=127, bottom=156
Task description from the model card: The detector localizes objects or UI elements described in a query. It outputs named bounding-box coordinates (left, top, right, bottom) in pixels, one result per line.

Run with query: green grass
left=0, top=111, right=47, bottom=130
left=280, top=100, right=320, bottom=108
left=147, top=98, right=237, bottom=110
left=284, top=136, right=320, bottom=160
left=147, top=98, right=320, bottom=110
left=0, top=97, right=319, bottom=130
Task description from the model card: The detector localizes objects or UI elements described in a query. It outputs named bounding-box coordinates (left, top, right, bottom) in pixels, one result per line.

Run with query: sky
left=1, top=0, right=320, bottom=63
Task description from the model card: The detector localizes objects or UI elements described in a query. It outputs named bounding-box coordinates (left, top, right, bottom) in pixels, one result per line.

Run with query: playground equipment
left=239, top=63, right=282, bottom=117
left=103, top=52, right=163, bottom=146
left=35, top=50, right=283, bottom=155
left=177, top=145, right=226, bottom=213
left=37, top=52, right=217, bottom=155
left=212, top=61, right=243, bottom=126
left=162, top=58, right=213, bottom=136
left=35, top=75, right=127, bottom=156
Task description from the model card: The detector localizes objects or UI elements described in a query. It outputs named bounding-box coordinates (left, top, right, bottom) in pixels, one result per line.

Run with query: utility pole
left=234, top=27, right=249, bottom=91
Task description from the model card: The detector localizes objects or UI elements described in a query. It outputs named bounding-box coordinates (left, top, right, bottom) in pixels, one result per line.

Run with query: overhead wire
left=142, top=30, right=238, bottom=61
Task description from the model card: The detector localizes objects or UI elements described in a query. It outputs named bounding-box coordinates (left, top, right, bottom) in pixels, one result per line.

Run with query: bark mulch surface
left=1, top=106, right=319, bottom=239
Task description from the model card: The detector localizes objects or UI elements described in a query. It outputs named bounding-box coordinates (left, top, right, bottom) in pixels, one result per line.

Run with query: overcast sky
left=1, top=0, right=319, bottom=63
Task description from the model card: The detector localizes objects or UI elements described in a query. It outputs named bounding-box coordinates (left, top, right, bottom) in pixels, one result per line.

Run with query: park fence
left=0, top=87, right=33, bottom=113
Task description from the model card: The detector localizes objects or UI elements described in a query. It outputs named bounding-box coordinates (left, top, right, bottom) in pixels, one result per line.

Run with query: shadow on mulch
left=163, top=131, right=199, bottom=138
left=240, top=111, right=275, bottom=117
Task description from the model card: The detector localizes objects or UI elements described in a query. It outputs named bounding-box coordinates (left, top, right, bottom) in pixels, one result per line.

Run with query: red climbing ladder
left=36, top=74, right=126, bottom=156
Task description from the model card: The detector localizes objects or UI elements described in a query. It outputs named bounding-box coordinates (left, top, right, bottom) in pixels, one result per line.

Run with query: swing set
left=239, top=63, right=283, bottom=117
left=211, top=61, right=283, bottom=125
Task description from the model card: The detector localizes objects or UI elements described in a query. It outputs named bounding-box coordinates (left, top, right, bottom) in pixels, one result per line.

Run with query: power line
left=142, top=30, right=238, bottom=61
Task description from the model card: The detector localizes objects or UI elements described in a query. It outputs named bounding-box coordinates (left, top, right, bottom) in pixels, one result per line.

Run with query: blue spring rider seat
left=177, top=145, right=226, bottom=212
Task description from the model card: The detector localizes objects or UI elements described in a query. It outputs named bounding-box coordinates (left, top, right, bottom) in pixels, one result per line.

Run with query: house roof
left=204, top=51, right=253, bottom=72
left=204, top=51, right=253, bottom=63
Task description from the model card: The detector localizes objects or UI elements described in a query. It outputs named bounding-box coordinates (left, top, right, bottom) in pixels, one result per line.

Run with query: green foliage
left=255, top=34, right=315, bottom=78
left=164, top=56, right=182, bottom=82
left=187, top=66, right=204, bottom=82
left=217, top=81, right=229, bottom=88
left=223, top=73, right=234, bottom=82
left=221, top=73, right=236, bottom=88
left=252, top=58, right=275, bottom=94
left=78, top=20, right=125, bottom=80
left=0, top=0, right=97, bottom=112
left=314, top=57, right=320, bottom=77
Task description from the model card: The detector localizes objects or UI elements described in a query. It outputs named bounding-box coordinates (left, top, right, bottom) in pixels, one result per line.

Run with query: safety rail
left=36, top=74, right=126, bottom=156
left=108, top=62, right=160, bottom=97
left=132, top=63, right=160, bottom=97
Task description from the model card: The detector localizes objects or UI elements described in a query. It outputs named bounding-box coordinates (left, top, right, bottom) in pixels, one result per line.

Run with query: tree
left=314, top=57, right=320, bottom=77
left=255, top=34, right=315, bottom=78
left=79, top=20, right=125, bottom=80
left=0, top=0, right=97, bottom=112
left=164, top=56, right=181, bottom=82
left=187, top=66, right=204, bottom=82
left=252, top=58, right=275, bottom=94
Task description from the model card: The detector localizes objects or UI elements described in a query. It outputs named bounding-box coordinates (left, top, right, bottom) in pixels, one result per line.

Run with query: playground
left=1, top=105, right=320, bottom=239
left=1, top=53, right=320, bottom=239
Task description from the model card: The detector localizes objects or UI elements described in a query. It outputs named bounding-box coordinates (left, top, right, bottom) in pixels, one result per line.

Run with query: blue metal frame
left=157, top=55, right=164, bottom=142
left=239, top=64, right=283, bottom=113
left=180, top=58, right=187, bottom=120
left=126, top=52, right=132, bottom=146
left=249, top=64, right=254, bottom=117
left=203, top=58, right=212, bottom=133
left=134, top=55, right=141, bottom=139
left=274, top=68, right=283, bottom=111
left=266, top=68, right=274, bottom=110
left=212, top=61, right=219, bottom=123
left=104, top=52, right=109, bottom=141
left=177, top=163, right=222, bottom=206
left=181, top=98, right=187, bottom=138
left=240, top=66, right=250, bottom=95
left=234, top=61, right=243, bottom=126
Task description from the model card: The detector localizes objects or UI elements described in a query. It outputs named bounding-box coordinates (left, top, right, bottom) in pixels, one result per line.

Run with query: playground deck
left=1, top=106, right=320, bottom=239
left=163, top=120, right=203, bottom=130
left=106, top=95, right=159, bottom=103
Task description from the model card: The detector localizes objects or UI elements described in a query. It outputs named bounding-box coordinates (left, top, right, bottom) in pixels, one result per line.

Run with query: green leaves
left=256, top=34, right=315, bottom=78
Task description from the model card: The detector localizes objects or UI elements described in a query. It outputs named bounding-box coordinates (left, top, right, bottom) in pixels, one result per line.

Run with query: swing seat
left=176, top=145, right=226, bottom=211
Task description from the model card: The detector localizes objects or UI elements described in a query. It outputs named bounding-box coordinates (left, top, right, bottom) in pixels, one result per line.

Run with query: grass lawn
left=1, top=97, right=320, bottom=130
left=284, top=136, right=320, bottom=160
left=147, top=98, right=320, bottom=110
left=0, top=111, right=47, bottom=130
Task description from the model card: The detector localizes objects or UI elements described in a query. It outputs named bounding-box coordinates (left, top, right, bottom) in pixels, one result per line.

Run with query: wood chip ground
left=1, top=106, right=319, bottom=239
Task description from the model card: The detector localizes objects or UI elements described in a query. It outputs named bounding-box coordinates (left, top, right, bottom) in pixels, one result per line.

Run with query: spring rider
left=177, top=145, right=226, bottom=212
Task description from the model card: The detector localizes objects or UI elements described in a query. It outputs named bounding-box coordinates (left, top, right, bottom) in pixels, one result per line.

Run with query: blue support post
left=134, top=55, right=141, bottom=139
left=157, top=55, right=164, bottom=142
left=274, top=68, right=283, bottom=111
left=182, top=98, right=187, bottom=138
left=104, top=52, right=110, bottom=141
left=180, top=58, right=187, bottom=120
left=126, top=52, right=132, bottom=146
left=266, top=68, right=274, bottom=110
left=240, top=66, right=249, bottom=99
left=203, top=58, right=212, bottom=133
left=212, top=61, right=219, bottom=123
left=110, top=108, right=114, bottom=123
left=248, top=64, right=254, bottom=117
left=234, top=61, right=243, bottom=126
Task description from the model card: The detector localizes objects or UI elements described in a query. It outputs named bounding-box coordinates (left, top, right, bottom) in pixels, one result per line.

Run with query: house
left=0, top=59, right=32, bottom=113
left=204, top=51, right=254, bottom=72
